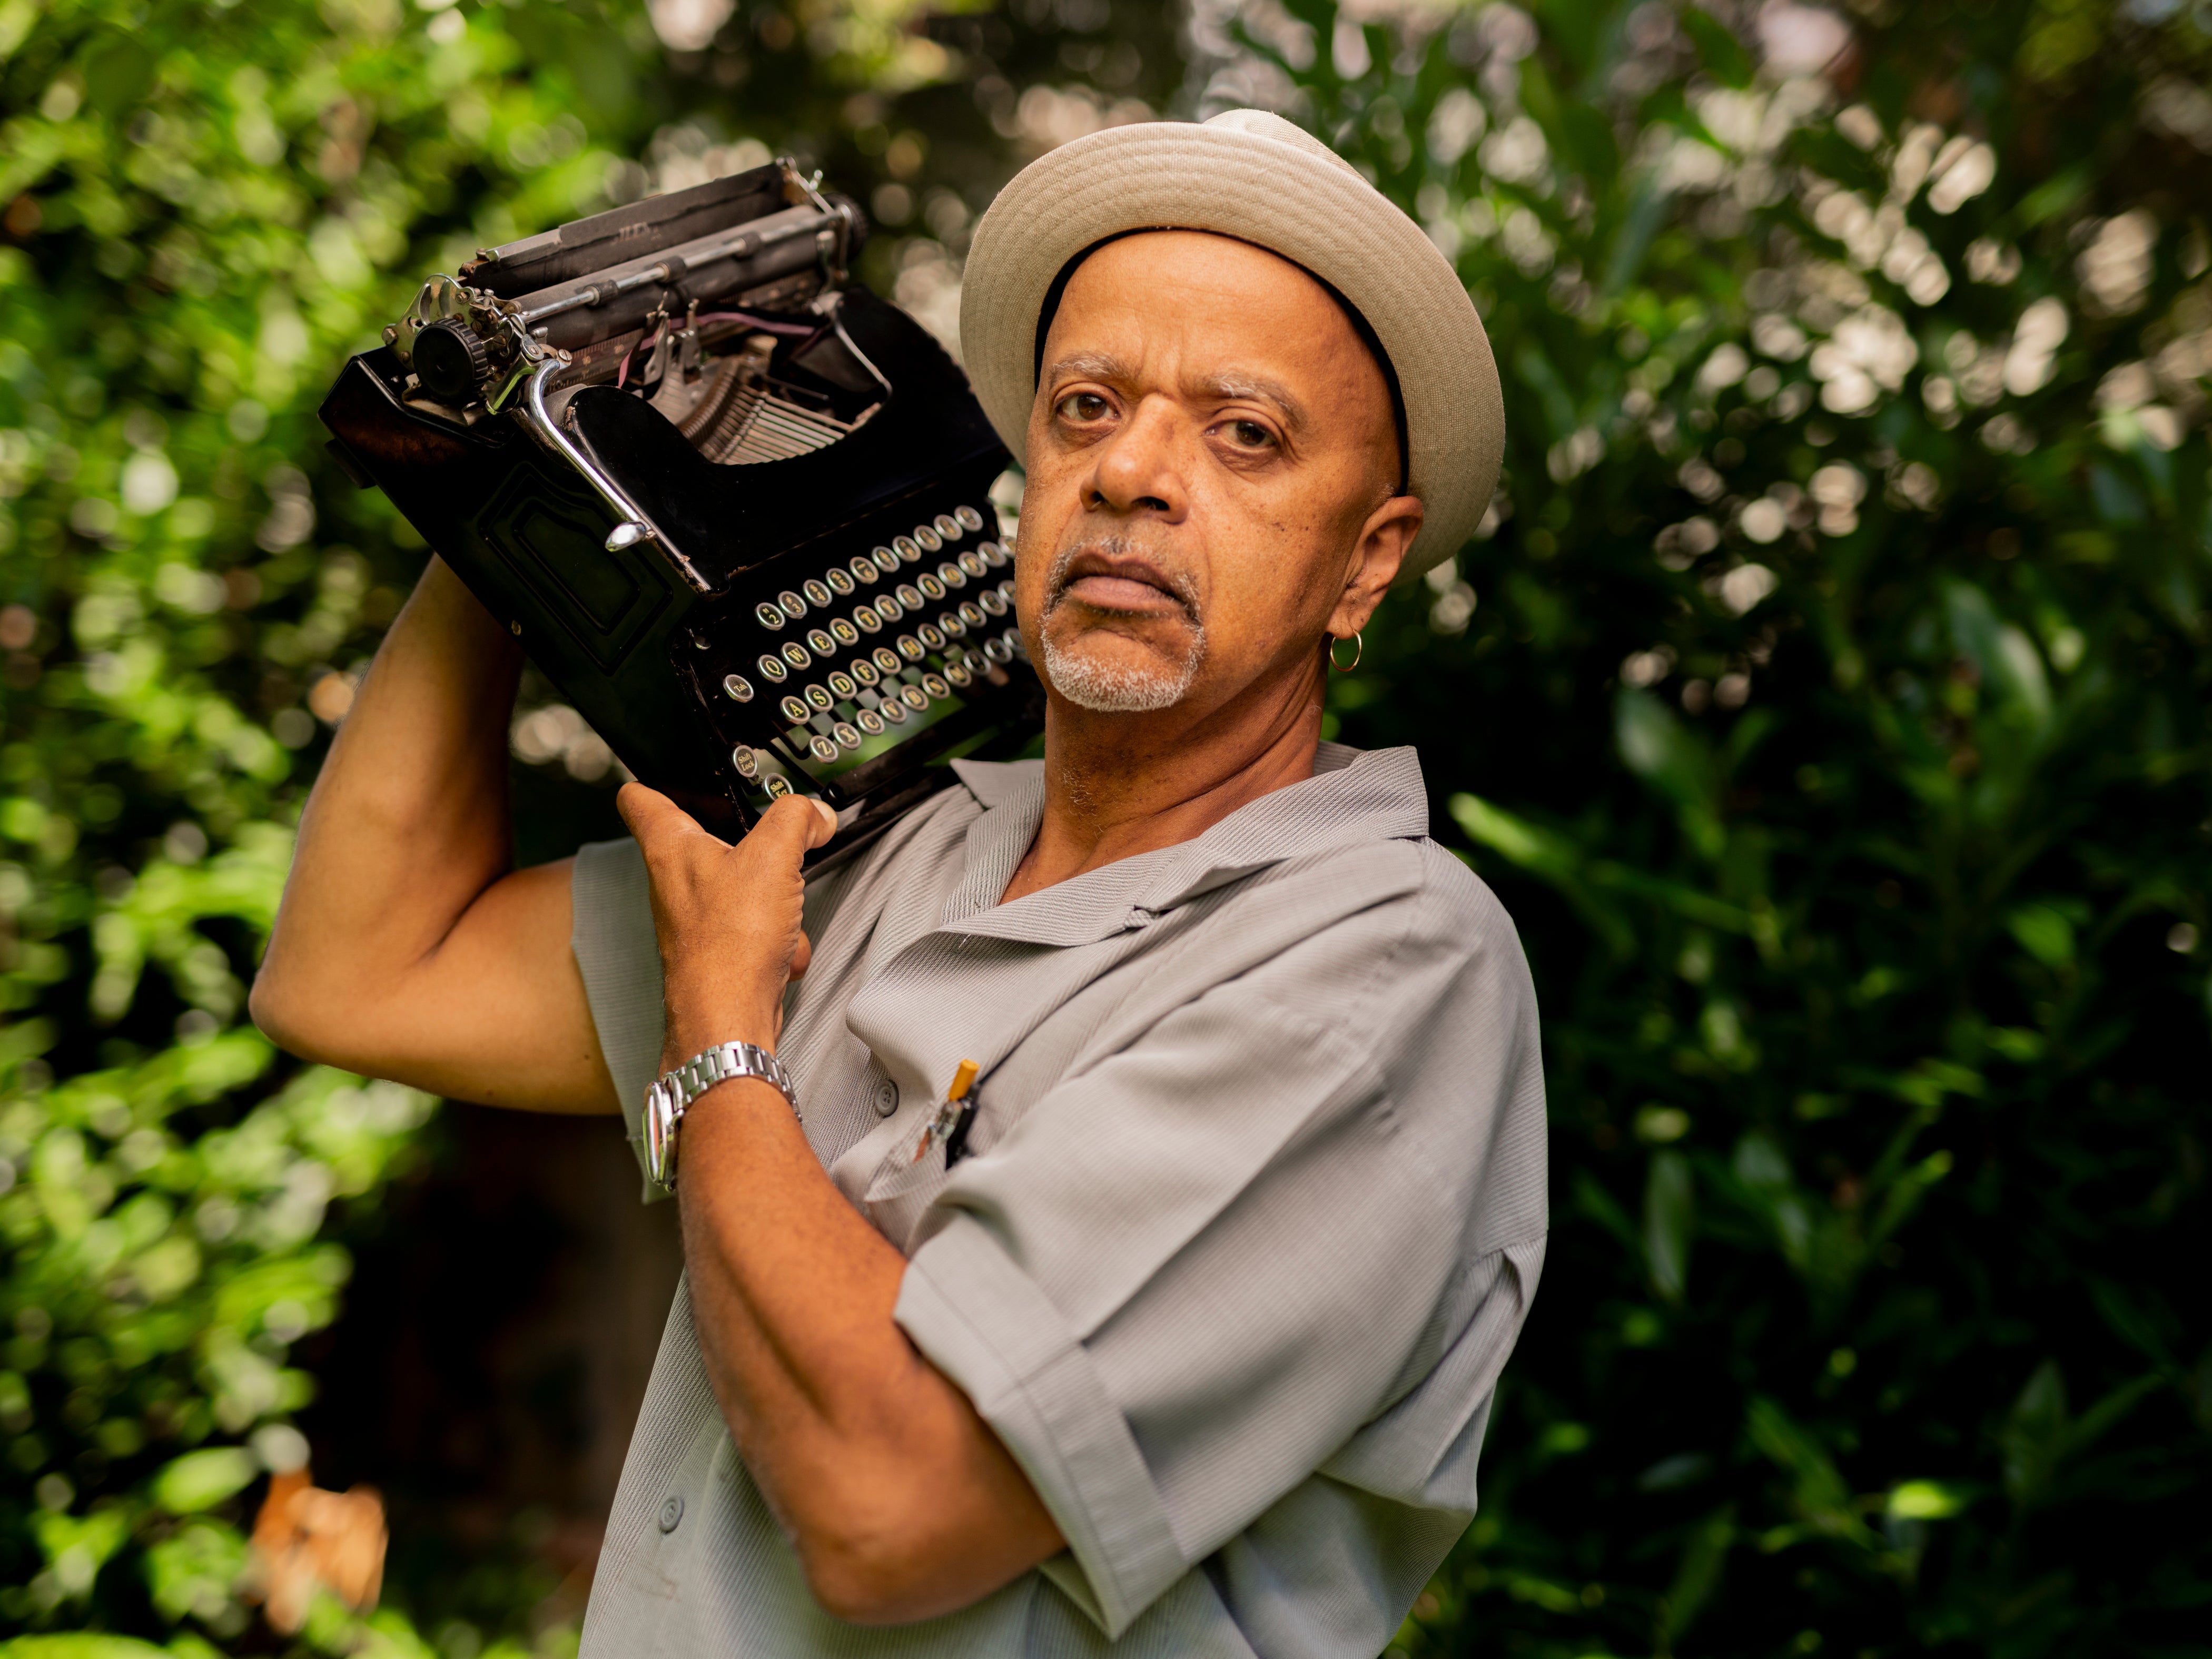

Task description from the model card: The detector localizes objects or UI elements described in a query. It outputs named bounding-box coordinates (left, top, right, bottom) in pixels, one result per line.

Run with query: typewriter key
left=826, top=670, right=855, bottom=699
left=917, top=574, right=946, bottom=602
left=874, top=594, right=903, bottom=621
left=872, top=546, right=900, bottom=574
left=779, top=695, right=809, bottom=725
left=913, top=525, right=943, bottom=553
left=757, top=654, right=788, bottom=683
left=803, top=579, right=832, bottom=608
left=980, top=540, right=1009, bottom=567
left=777, top=589, right=808, bottom=619
left=782, top=641, right=812, bottom=670
left=852, top=605, right=882, bottom=634
left=873, top=647, right=901, bottom=674
left=804, top=683, right=834, bottom=712
left=892, top=536, right=920, bottom=564
left=938, top=561, right=967, bottom=589
left=764, top=775, right=792, bottom=799
left=937, top=612, right=967, bottom=639
left=895, top=584, right=924, bottom=610
left=809, top=734, right=840, bottom=763
left=850, top=658, right=880, bottom=687
left=917, top=624, right=946, bottom=650
left=921, top=673, right=951, bottom=699
left=832, top=722, right=862, bottom=750
left=896, top=634, right=925, bottom=661
left=945, top=661, right=972, bottom=688
left=850, top=556, right=880, bottom=585
left=826, top=567, right=855, bottom=597
left=829, top=618, right=859, bottom=647
left=957, top=551, right=987, bottom=578
left=958, top=601, right=986, bottom=628
left=857, top=709, right=886, bottom=736
left=730, top=745, right=759, bottom=779
left=934, top=514, right=963, bottom=541
left=984, top=637, right=1013, bottom=664
left=722, top=673, right=754, bottom=703
left=804, top=628, right=834, bottom=657
left=955, top=505, right=986, bottom=532
left=880, top=697, right=909, bottom=725
left=901, top=684, right=931, bottom=710
left=755, top=602, right=786, bottom=629
left=979, top=588, right=1008, bottom=616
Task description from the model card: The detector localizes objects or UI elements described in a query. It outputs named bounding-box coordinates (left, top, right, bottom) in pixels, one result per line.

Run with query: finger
left=788, top=929, right=813, bottom=984
left=616, top=782, right=707, bottom=853
left=747, top=793, right=838, bottom=866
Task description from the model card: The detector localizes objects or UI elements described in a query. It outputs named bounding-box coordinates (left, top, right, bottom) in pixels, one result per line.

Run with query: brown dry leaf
left=243, top=1466, right=388, bottom=1634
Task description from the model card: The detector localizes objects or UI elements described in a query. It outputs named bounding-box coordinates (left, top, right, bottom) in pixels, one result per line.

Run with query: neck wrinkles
left=1001, top=658, right=1326, bottom=904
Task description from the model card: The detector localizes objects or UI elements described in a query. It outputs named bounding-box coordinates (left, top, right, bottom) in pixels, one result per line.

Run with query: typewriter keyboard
left=707, top=500, right=1027, bottom=802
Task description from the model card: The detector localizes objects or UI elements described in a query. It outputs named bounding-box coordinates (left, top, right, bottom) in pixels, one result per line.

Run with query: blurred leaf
left=149, top=1448, right=256, bottom=1515
left=1644, top=1149, right=1694, bottom=1303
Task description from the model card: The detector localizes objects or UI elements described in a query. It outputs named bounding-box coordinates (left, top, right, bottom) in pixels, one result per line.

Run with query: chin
left=1040, top=629, right=1205, bottom=714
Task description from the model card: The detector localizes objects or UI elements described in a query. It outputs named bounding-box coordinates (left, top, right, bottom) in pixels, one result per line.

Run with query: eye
left=1055, top=391, right=1112, bottom=424
left=1224, top=419, right=1277, bottom=450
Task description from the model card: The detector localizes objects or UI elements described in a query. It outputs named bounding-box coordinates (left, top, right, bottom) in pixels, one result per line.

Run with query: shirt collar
left=935, top=744, right=1429, bottom=947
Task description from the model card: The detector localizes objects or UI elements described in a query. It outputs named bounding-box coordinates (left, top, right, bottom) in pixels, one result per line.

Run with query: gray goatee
left=1035, top=535, right=1207, bottom=713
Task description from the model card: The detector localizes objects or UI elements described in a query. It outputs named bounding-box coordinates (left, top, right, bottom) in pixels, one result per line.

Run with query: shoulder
left=1236, top=835, right=1530, bottom=1002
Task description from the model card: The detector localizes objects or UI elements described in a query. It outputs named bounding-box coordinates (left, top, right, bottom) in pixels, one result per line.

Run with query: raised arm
left=250, top=558, right=618, bottom=1114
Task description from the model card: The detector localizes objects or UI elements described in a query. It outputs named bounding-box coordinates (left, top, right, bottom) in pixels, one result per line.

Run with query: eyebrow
left=1042, top=353, right=1308, bottom=433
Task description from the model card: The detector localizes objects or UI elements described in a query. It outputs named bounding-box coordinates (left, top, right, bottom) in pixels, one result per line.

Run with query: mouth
left=1046, top=548, right=1198, bottom=623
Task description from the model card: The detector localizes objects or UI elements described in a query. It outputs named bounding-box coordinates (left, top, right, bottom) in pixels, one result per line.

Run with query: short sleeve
left=571, top=838, right=667, bottom=1191
left=892, top=858, right=1548, bottom=1635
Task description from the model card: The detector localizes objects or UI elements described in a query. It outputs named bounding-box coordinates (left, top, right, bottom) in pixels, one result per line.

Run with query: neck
left=1000, top=657, right=1326, bottom=904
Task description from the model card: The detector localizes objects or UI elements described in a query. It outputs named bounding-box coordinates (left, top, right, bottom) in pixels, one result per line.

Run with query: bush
left=1227, top=0, right=2212, bottom=1650
left=0, top=0, right=1183, bottom=1648
left=7, top=0, right=2206, bottom=1652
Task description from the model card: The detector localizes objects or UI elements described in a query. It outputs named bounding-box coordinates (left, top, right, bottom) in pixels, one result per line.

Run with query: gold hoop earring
left=1329, top=631, right=1363, bottom=673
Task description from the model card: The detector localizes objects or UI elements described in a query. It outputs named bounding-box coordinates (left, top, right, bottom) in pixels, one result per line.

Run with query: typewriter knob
left=413, top=318, right=491, bottom=404
left=606, top=521, right=655, bottom=554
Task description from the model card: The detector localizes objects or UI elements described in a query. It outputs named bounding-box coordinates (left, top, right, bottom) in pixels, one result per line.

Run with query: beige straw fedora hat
left=958, top=108, right=1504, bottom=582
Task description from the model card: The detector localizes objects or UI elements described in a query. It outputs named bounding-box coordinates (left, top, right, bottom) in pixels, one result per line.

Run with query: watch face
left=644, top=1083, right=675, bottom=1189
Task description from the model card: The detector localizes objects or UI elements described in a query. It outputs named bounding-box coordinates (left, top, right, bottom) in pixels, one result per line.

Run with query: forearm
left=677, top=1081, right=1063, bottom=1623
left=254, top=558, right=523, bottom=1045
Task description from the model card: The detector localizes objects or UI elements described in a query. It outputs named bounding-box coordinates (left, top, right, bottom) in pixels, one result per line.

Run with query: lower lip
left=1063, top=574, right=1177, bottom=612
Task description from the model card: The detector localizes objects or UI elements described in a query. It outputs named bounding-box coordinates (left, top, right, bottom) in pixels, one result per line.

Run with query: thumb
left=752, top=792, right=840, bottom=863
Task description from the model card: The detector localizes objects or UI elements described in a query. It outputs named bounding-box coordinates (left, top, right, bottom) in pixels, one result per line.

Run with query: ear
left=1328, top=495, right=1424, bottom=639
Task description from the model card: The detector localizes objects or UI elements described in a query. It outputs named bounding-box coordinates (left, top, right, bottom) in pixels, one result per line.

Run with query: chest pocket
left=844, top=922, right=1172, bottom=1249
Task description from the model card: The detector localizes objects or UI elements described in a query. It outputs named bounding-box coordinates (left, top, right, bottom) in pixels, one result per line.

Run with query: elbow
left=788, top=1481, right=955, bottom=1626
left=248, top=961, right=338, bottom=1066
left=246, top=969, right=307, bottom=1055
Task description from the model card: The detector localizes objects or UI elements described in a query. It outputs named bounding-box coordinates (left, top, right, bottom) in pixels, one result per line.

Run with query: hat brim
left=958, top=118, right=1504, bottom=582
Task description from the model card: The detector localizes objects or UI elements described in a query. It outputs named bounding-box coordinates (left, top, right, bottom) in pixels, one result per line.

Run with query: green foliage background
left=1, top=0, right=2206, bottom=1653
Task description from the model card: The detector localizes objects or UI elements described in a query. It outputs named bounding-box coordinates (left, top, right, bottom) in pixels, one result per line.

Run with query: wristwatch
left=642, top=1040, right=798, bottom=1193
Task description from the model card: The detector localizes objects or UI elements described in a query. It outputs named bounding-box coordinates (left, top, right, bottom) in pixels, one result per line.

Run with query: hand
left=616, top=785, right=838, bottom=1071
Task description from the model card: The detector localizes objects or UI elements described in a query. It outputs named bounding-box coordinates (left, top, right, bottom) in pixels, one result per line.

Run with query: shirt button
left=873, top=1078, right=900, bottom=1117
left=659, top=1496, right=684, bottom=1534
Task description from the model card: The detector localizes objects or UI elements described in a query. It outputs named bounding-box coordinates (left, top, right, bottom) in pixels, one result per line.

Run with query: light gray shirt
left=570, top=743, right=1548, bottom=1657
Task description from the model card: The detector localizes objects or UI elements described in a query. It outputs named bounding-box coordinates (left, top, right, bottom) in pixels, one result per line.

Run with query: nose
left=1084, top=395, right=1188, bottom=522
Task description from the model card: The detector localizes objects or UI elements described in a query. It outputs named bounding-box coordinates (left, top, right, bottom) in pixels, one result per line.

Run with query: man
left=253, top=110, right=1546, bottom=1653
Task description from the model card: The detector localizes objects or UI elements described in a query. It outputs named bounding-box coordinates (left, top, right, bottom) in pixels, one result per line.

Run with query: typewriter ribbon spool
left=319, top=159, right=1040, bottom=873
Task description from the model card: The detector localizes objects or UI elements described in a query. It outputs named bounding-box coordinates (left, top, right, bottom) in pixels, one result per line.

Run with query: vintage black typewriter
left=319, top=160, right=1037, bottom=867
